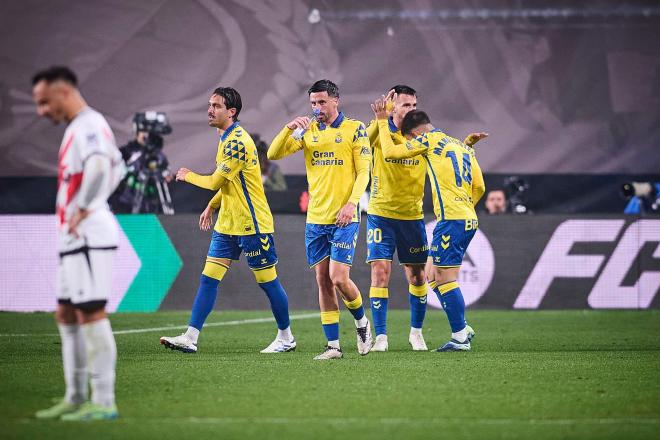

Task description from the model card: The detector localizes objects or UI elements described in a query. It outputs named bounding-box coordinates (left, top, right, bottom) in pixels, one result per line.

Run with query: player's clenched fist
left=286, top=116, right=311, bottom=130
left=176, top=167, right=190, bottom=182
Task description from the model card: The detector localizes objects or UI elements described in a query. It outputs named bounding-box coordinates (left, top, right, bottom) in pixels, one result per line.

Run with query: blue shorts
left=429, top=220, right=477, bottom=267
left=208, top=231, right=278, bottom=270
left=366, top=214, right=428, bottom=265
left=305, top=223, right=360, bottom=267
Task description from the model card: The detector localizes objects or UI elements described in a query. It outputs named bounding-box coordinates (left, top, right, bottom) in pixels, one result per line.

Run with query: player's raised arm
left=267, top=117, right=308, bottom=160
left=348, top=123, right=371, bottom=205
left=471, top=155, right=486, bottom=206
left=464, top=132, right=489, bottom=147
left=371, top=96, right=426, bottom=159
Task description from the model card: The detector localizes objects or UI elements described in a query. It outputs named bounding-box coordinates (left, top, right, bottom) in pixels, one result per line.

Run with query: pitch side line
left=0, top=313, right=319, bottom=337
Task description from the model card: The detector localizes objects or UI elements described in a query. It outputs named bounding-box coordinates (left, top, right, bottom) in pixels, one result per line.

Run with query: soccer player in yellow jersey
left=366, top=85, right=486, bottom=352
left=268, top=79, right=373, bottom=360
left=160, top=87, right=296, bottom=354
left=372, top=98, right=486, bottom=352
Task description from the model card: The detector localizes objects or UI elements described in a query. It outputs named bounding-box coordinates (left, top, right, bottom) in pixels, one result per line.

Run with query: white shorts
left=57, top=246, right=116, bottom=307
left=57, top=209, right=118, bottom=308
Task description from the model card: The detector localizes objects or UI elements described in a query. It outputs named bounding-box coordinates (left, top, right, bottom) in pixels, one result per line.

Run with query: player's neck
left=392, top=115, right=403, bottom=129
left=64, top=96, right=87, bottom=123
left=216, top=119, right=236, bottom=137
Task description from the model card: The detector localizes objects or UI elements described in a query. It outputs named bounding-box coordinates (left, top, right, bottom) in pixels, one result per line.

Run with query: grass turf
left=1, top=310, right=659, bottom=439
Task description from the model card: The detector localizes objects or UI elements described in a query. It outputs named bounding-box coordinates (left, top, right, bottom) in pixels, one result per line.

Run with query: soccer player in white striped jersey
left=32, top=66, right=125, bottom=421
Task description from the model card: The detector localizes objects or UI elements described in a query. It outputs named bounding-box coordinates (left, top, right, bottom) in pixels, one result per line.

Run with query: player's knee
left=55, top=301, right=77, bottom=324
left=253, top=266, right=277, bottom=283
left=329, top=267, right=350, bottom=288
left=370, top=261, right=390, bottom=287
left=407, top=271, right=426, bottom=286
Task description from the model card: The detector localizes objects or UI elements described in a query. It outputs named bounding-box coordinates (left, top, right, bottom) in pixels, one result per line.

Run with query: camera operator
left=111, top=112, right=174, bottom=214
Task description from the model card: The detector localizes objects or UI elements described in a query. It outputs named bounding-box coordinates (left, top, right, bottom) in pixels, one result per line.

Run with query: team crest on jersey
left=220, top=163, right=231, bottom=174
left=86, top=133, right=98, bottom=147
left=360, top=146, right=370, bottom=156
left=335, top=134, right=342, bottom=143
left=312, top=135, right=319, bottom=143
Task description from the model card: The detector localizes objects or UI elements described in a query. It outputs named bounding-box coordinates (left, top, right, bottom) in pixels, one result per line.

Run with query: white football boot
left=313, top=346, right=343, bottom=360
left=356, top=320, right=373, bottom=355
left=260, top=338, right=297, bottom=353
left=466, top=324, right=475, bottom=342
left=160, top=334, right=198, bottom=353
left=408, top=330, right=429, bottom=351
left=371, top=334, right=389, bottom=352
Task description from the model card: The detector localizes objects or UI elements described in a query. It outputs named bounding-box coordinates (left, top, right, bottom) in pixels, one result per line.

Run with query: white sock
left=185, top=326, right=200, bottom=344
left=57, top=323, right=88, bottom=404
left=327, top=340, right=340, bottom=349
left=81, top=319, right=116, bottom=408
left=452, top=327, right=468, bottom=343
left=410, top=327, right=422, bottom=335
left=277, top=326, right=293, bottom=342
left=355, top=316, right=368, bottom=328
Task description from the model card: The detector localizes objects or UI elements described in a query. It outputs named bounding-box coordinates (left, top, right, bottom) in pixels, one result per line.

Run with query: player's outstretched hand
left=464, top=132, right=489, bottom=147
left=176, top=167, right=190, bottom=182
left=286, top=117, right=311, bottom=130
left=199, top=205, right=215, bottom=231
left=335, top=202, right=356, bottom=228
left=371, top=96, right=390, bottom=120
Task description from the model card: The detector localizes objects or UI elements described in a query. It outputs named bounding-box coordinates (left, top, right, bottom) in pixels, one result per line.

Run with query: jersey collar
left=318, top=111, right=344, bottom=130
left=220, top=120, right=240, bottom=141
left=388, top=117, right=398, bottom=133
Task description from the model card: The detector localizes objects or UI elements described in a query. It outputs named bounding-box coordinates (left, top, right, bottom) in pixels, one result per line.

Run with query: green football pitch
left=1, top=310, right=659, bottom=440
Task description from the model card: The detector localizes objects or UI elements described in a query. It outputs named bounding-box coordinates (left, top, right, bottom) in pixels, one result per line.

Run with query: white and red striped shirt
left=56, top=107, right=124, bottom=248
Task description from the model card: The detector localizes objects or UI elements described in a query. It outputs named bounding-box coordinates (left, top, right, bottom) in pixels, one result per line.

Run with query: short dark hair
left=213, top=87, right=242, bottom=121
left=401, top=110, right=431, bottom=136
left=31, top=66, right=78, bottom=87
left=390, top=84, right=416, bottom=96
left=307, top=79, right=339, bottom=98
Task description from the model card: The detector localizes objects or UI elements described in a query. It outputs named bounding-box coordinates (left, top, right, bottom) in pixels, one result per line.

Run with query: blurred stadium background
left=0, top=2, right=659, bottom=438
left=1, top=0, right=658, bottom=312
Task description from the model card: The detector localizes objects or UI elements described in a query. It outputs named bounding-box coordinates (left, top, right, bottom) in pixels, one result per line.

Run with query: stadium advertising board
left=0, top=215, right=658, bottom=311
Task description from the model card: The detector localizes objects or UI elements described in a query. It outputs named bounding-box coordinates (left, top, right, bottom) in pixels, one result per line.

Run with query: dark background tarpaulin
left=1, top=0, right=659, bottom=177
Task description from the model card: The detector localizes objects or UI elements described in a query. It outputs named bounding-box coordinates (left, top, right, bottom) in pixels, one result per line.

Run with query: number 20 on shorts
left=367, top=228, right=382, bottom=243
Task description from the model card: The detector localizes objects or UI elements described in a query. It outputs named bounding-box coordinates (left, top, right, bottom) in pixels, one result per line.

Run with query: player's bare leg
left=330, top=261, right=373, bottom=355
left=404, top=264, right=429, bottom=351
left=369, top=260, right=391, bottom=351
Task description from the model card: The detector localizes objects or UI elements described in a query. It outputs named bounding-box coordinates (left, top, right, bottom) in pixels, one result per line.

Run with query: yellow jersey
left=269, top=112, right=371, bottom=224
left=366, top=117, right=426, bottom=220
left=186, top=122, right=274, bottom=235
left=377, top=119, right=485, bottom=221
